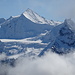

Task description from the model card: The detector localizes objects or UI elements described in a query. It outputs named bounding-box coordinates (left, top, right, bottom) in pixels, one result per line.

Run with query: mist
left=0, top=50, right=75, bottom=75
left=0, top=53, right=6, bottom=60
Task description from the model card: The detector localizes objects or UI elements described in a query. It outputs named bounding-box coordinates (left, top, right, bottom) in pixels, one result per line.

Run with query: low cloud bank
left=1, top=50, right=75, bottom=75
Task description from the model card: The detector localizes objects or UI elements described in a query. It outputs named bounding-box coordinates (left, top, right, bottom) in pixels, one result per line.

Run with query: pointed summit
left=22, top=8, right=49, bottom=24
left=64, top=18, right=73, bottom=25
left=25, top=8, right=33, bottom=13
left=22, top=8, right=61, bottom=25
left=23, top=8, right=34, bottom=16
left=64, top=19, right=75, bottom=31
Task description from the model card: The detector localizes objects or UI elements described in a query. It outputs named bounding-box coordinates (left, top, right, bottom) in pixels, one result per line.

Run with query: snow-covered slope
left=23, top=8, right=48, bottom=24
left=0, top=38, right=47, bottom=59
left=39, top=19, right=75, bottom=56
left=0, top=11, right=54, bottom=39
left=0, top=18, right=5, bottom=24
left=0, top=9, right=62, bottom=39
left=23, top=9, right=61, bottom=25
left=1, top=19, right=75, bottom=63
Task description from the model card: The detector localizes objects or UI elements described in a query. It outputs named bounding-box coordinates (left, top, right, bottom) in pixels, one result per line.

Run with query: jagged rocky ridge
left=0, top=9, right=61, bottom=39
left=39, top=19, right=75, bottom=56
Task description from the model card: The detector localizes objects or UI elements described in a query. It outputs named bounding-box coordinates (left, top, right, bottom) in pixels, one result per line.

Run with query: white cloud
left=0, top=50, right=75, bottom=75
left=0, top=53, right=6, bottom=60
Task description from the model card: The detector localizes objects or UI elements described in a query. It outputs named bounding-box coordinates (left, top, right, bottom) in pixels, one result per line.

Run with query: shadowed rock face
left=0, top=9, right=61, bottom=39
left=0, top=11, right=54, bottom=39
left=39, top=19, right=75, bottom=56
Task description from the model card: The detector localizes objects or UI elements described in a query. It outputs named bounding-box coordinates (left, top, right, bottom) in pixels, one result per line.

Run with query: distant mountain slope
left=0, top=9, right=55, bottom=39
left=23, top=9, right=61, bottom=25
left=39, top=19, right=75, bottom=56
left=0, top=19, right=75, bottom=64
left=0, top=18, right=5, bottom=24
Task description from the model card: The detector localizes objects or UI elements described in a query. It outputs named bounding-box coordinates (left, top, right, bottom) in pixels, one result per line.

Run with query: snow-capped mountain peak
left=64, top=19, right=75, bottom=31
left=22, top=8, right=61, bottom=25
left=39, top=19, right=75, bottom=56
left=23, top=8, right=49, bottom=24
left=64, top=18, right=73, bottom=25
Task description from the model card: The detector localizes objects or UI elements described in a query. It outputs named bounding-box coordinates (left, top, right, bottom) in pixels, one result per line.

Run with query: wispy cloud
left=1, top=50, right=75, bottom=75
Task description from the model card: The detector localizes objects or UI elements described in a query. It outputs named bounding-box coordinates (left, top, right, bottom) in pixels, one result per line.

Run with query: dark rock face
left=39, top=19, right=75, bottom=56
left=59, top=25, right=73, bottom=36
left=51, top=24, right=75, bottom=54
left=0, top=15, right=53, bottom=39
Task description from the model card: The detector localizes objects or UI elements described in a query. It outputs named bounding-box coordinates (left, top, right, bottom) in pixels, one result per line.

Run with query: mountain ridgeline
left=0, top=9, right=75, bottom=56
left=39, top=19, right=75, bottom=56
left=0, top=9, right=60, bottom=39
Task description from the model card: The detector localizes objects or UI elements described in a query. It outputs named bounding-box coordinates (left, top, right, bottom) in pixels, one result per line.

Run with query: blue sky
left=0, top=0, right=75, bottom=21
